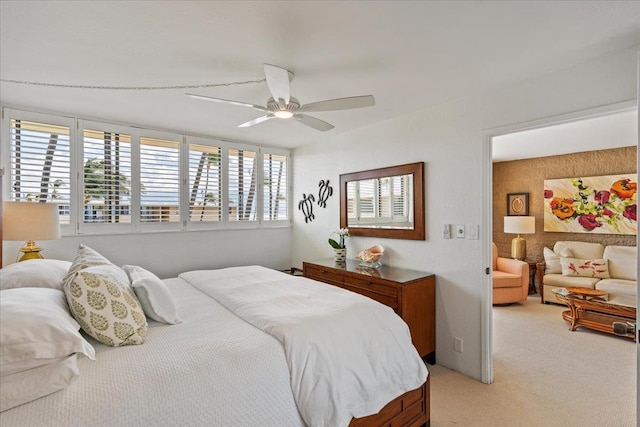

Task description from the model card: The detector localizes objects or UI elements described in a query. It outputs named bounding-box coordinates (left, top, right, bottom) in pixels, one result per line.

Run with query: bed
left=0, top=248, right=429, bottom=427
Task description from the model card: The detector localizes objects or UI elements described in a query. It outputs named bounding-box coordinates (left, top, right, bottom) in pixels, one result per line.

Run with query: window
left=2, top=108, right=290, bottom=235
left=7, top=115, right=72, bottom=225
left=139, top=136, right=180, bottom=225
left=82, top=128, right=132, bottom=225
left=228, top=148, right=257, bottom=222
left=263, top=153, right=288, bottom=221
left=346, top=174, right=411, bottom=226
left=188, top=141, right=222, bottom=223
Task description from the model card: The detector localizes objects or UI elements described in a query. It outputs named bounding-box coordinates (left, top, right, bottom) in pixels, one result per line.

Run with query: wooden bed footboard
left=349, top=375, right=430, bottom=427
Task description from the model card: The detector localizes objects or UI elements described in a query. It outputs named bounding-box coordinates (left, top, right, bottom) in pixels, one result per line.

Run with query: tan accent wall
left=493, top=146, right=637, bottom=262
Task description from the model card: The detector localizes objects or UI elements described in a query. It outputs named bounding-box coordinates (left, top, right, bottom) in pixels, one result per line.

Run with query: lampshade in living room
left=3, top=201, right=61, bottom=261
left=504, top=216, right=535, bottom=260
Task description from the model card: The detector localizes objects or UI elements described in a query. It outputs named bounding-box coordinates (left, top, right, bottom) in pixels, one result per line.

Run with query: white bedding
left=1, top=266, right=428, bottom=427
left=1, top=277, right=305, bottom=427
left=180, top=266, right=428, bottom=427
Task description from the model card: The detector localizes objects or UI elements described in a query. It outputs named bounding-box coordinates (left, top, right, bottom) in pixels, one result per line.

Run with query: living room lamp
left=3, top=201, right=61, bottom=262
left=504, top=216, right=535, bottom=261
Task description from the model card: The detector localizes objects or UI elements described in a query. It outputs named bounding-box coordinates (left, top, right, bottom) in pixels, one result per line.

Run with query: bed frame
left=350, top=376, right=430, bottom=427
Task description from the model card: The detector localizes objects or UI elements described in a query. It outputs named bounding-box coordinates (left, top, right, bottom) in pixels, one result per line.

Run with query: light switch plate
left=468, top=224, right=479, bottom=240
left=443, top=224, right=451, bottom=239
left=455, top=224, right=465, bottom=239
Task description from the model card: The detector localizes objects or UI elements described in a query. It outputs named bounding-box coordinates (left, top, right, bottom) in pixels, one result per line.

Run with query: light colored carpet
left=429, top=294, right=636, bottom=426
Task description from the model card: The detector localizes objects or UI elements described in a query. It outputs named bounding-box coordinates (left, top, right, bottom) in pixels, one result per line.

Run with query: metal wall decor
left=298, top=193, right=316, bottom=223
left=317, top=179, right=333, bottom=208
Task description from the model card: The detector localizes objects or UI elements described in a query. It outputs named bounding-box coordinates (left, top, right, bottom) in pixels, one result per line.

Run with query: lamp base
left=510, top=235, right=527, bottom=261
left=18, top=240, right=44, bottom=262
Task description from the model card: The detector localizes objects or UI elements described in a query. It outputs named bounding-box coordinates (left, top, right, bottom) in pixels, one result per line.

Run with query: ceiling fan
left=186, top=64, right=375, bottom=132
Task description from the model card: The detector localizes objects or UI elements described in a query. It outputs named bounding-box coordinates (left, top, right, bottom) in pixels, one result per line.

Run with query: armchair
left=492, top=242, right=529, bottom=304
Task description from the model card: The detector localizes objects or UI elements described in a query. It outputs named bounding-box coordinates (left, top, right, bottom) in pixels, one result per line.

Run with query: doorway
left=481, top=102, right=638, bottom=422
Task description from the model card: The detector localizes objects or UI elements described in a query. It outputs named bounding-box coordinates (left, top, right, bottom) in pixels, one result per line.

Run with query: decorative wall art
left=543, top=174, right=637, bottom=235
left=317, top=179, right=333, bottom=208
left=298, top=193, right=316, bottom=223
left=506, top=193, right=529, bottom=216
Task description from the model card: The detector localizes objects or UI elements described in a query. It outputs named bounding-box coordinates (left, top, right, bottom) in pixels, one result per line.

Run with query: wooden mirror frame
left=340, top=162, right=425, bottom=240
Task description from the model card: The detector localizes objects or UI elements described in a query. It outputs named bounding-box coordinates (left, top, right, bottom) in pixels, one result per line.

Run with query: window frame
left=2, top=107, right=291, bottom=236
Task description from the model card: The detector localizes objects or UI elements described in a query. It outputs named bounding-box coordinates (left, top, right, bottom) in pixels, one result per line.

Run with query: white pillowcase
left=543, top=247, right=573, bottom=274
left=123, top=265, right=182, bottom=325
left=0, top=259, right=72, bottom=291
left=0, top=288, right=95, bottom=367
left=0, top=288, right=95, bottom=411
left=1, top=354, right=80, bottom=412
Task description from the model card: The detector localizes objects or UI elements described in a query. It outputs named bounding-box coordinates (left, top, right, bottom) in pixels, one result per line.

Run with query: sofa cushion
left=553, top=241, right=604, bottom=261
left=603, top=245, right=637, bottom=281
left=492, top=271, right=522, bottom=288
left=560, top=257, right=610, bottom=279
left=596, top=279, right=637, bottom=298
left=543, top=273, right=599, bottom=289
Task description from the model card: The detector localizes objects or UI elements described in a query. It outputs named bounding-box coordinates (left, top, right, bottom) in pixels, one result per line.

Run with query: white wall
left=3, top=227, right=292, bottom=279
left=291, top=46, right=639, bottom=380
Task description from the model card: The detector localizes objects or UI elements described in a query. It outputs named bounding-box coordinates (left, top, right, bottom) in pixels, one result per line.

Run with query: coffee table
left=552, top=287, right=636, bottom=340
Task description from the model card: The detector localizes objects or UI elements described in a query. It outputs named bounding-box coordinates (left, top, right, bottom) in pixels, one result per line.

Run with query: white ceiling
left=1, top=1, right=639, bottom=153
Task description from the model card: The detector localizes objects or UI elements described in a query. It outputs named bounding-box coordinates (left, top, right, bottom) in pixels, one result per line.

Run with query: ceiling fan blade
left=297, top=95, right=375, bottom=113
left=294, top=114, right=335, bottom=132
left=264, top=64, right=291, bottom=108
left=238, top=114, right=276, bottom=128
left=186, top=93, right=267, bottom=112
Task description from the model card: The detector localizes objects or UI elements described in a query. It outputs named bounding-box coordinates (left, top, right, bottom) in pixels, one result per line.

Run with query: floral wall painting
left=544, top=174, right=637, bottom=235
left=507, top=193, right=529, bottom=216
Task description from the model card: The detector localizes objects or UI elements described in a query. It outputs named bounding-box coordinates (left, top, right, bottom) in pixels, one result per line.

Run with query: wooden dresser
left=303, top=259, right=436, bottom=364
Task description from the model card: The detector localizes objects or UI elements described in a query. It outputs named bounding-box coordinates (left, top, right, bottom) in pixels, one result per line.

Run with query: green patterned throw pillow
left=63, top=248, right=147, bottom=346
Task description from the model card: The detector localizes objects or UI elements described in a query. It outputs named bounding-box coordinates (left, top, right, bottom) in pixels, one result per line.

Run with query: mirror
left=340, top=162, right=424, bottom=240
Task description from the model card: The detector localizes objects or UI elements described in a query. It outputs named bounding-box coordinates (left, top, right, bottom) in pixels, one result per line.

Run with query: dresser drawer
left=342, top=284, right=398, bottom=309
left=343, top=276, right=397, bottom=297
left=304, top=264, right=344, bottom=285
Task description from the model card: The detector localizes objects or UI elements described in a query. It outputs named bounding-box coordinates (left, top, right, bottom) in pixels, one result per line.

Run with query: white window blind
left=139, top=136, right=180, bottom=223
left=9, top=118, right=72, bottom=224
left=188, top=143, right=222, bottom=222
left=228, top=148, right=257, bottom=222
left=263, top=153, right=288, bottom=221
left=82, top=129, right=132, bottom=224
left=347, top=175, right=411, bottom=226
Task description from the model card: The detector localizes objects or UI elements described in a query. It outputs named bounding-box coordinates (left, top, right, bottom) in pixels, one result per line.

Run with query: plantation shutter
left=139, top=136, right=180, bottom=224
left=82, top=129, right=132, bottom=225
left=263, top=153, right=288, bottom=221
left=188, top=142, right=222, bottom=223
left=228, top=148, right=257, bottom=222
left=8, top=117, right=72, bottom=225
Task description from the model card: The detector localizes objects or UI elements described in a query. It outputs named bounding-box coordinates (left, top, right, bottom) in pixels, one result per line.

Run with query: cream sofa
left=537, top=241, right=637, bottom=306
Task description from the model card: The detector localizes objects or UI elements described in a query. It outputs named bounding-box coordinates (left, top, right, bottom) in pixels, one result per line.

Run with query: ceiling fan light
left=274, top=110, right=293, bottom=119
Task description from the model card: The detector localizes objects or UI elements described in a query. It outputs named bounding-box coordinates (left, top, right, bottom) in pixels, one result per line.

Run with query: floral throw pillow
left=63, top=244, right=112, bottom=287
left=560, top=257, right=610, bottom=279
left=64, top=264, right=148, bottom=346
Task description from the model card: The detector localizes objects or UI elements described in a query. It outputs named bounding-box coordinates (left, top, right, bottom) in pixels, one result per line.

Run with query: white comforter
left=180, top=266, right=428, bottom=427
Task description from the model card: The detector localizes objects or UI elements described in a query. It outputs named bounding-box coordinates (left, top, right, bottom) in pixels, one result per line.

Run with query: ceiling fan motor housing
left=268, top=97, right=300, bottom=113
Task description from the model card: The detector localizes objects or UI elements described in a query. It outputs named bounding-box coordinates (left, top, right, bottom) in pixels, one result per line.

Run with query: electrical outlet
left=455, top=225, right=465, bottom=239
left=454, top=337, right=463, bottom=353
left=443, top=224, right=451, bottom=239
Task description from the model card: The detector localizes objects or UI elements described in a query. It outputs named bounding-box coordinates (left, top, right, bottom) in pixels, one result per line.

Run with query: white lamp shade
left=3, top=201, right=61, bottom=241
left=504, top=216, right=535, bottom=235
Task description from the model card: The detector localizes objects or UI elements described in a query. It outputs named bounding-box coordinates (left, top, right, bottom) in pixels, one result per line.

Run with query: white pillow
left=123, top=265, right=182, bottom=325
left=0, top=259, right=72, bottom=291
left=1, top=354, right=80, bottom=412
left=560, top=257, right=610, bottom=279
left=0, top=288, right=95, bottom=368
left=543, top=247, right=561, bottom=274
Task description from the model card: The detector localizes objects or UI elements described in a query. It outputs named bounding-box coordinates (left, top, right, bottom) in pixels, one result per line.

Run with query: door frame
left=481, top=99, right=638, bottom=384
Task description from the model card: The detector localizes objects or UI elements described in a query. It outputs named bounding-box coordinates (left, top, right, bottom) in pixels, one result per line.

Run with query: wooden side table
left=526, top=261, right=537, bottom=295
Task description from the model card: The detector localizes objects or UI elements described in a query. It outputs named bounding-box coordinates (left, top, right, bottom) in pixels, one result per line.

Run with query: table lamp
left=503, top=216, right=535, bottom=260
left=3, top=201, right=61, bottom=262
